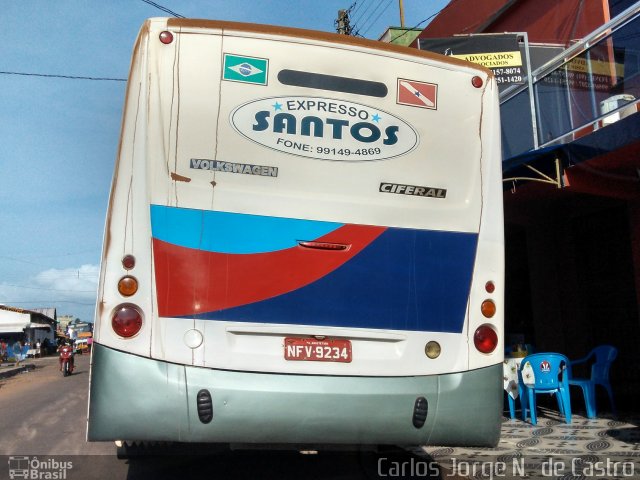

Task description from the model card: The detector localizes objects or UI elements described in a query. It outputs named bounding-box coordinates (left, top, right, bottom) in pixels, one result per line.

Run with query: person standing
left=13, top=340, right=23, bottom=366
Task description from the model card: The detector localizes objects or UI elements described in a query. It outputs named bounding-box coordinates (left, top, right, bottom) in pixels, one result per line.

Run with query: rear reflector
left=485, top=281, right=495, bottom=294
left=122, top=255, right=136, bottom=270
left=112, top=305, right=143, bottom=338
left=424, top=341, right=441, bottom=359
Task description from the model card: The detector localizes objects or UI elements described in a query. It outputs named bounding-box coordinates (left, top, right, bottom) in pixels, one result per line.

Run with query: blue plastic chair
left=507, top=392, right=516, bottom=419
left=519, top=352, right=572, bottom=425
left=568, top=345, right=617, bottom=418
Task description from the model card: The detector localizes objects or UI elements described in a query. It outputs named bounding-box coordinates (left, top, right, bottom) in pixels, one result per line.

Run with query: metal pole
left=336, top=9, right=351, bottom=35
left=521, top=32, right=540, bottom=149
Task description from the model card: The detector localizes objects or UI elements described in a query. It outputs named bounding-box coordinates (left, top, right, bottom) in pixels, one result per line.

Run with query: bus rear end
left=88, top=18, right=504, bottom=447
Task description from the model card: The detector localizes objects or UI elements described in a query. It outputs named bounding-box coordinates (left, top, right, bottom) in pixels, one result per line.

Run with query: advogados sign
left=230, top=96, right=419, bottom=161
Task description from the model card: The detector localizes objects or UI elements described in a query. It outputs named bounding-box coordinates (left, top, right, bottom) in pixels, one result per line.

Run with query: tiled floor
left=421, top=408, right=640, bottom=479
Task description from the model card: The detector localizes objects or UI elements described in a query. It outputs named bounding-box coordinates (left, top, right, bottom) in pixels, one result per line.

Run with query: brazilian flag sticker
left=223, top=54, right=268, bottom=85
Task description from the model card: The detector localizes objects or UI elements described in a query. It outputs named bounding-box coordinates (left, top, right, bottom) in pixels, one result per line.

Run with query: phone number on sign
left=316, top=147, right=381, bottom=156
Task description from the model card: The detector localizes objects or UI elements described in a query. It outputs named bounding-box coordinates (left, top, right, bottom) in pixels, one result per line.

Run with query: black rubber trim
left=278, top=69, right=388, bottom=98
left=197, top=389, right=213, bottom=424
left=413, top=396, right=428, bottom=428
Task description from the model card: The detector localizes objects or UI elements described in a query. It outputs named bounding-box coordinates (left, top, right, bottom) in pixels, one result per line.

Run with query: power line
left=360, top=0, right=394, bottom=36
left=1, top=283, right=95, bottom=293
left=352, top=0, right=393, bottom=37
left=4, top=300, right=96, bottom=306
left=350, top=0, right=363, bottom=17
left=389, top=8, right=444, bottom=44
left=2, top=1, right=185, bottom=83
left=0, top=70, right=126, bottom=82
left=0, top=249, right=99, bottom=260
left=140, top=0, right=185, bottom=18
left=352, top=0, right=376, bottom=30
left=0, top=255, right=46, bottom=267
left=353, top=0, right=385, bottom=35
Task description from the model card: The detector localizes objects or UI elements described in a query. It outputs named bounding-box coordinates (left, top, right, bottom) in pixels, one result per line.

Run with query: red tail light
left=122, top=254, right=136, bottom=270
left=159, top=31, right=174, bottom=44
left=474, top=324, right=498, bottom=354
left=112, top=305, right=143, bottom=338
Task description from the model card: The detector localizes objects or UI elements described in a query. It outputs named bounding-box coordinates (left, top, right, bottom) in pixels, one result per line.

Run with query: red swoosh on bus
left=152, top=224, right=386, bottom=317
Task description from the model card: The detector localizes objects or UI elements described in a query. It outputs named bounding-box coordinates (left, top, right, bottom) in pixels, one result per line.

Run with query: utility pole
left=399, top=0, right=405, bottom=27
left=336, top=9, right=352, bottom=35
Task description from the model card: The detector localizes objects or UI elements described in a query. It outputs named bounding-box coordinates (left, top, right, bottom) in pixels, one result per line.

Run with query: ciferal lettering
left=379, top=182, right=446, bottom=199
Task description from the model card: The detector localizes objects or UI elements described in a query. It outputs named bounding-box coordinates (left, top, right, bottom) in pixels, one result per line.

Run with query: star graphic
left=273, top=102, right=282, bottom=111
left=372, top=113, right=381, bottom=123
left=414, top=91, right=422, bottom=97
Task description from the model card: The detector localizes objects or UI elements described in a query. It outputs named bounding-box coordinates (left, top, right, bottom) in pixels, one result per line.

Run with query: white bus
left=88, top=18, right=504, bottom=450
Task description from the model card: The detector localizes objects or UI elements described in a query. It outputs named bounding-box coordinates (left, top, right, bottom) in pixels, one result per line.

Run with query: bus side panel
left=87, top=343, right=190, bottom=441
left=429, top=365, right=503, bottom=446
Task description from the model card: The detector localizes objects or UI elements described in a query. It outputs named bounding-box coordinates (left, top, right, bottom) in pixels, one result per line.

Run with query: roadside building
left=378, top=27, right=422, bottom=47
left=0, top=305, right=56, bottom=355
left=409, top=0, right=640, bottom=409
left=57, top=314, right=75, bottom=334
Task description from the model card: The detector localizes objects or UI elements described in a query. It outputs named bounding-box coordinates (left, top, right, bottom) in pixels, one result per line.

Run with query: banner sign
left=418, top=34, right=526, bottom=90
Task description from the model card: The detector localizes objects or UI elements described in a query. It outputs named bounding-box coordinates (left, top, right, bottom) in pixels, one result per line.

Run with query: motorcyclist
left=58, top=340, right=75, bottom=372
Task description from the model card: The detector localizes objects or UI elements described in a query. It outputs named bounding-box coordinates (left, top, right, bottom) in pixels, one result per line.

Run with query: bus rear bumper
left=87, top=344, right=502, bottom=446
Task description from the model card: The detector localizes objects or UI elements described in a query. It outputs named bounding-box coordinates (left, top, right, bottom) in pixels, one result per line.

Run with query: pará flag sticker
left=397, top=79, right=437, bottom=110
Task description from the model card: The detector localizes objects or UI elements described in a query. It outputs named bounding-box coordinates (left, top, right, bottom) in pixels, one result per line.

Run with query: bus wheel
left=115, top=441, right=152, bottom=459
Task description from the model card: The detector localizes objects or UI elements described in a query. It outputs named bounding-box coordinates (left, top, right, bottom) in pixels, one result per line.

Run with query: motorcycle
left=59, top=345, right=75, bottom=377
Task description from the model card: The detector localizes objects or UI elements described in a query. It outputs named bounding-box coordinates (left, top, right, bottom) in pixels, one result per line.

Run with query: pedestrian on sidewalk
left=13, top=340, right=23, bottom=366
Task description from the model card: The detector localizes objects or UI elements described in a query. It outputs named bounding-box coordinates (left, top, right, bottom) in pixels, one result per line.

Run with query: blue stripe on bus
left=188, top=228, right=478, bottom=333
left=150, top=205, right=343, bottom=254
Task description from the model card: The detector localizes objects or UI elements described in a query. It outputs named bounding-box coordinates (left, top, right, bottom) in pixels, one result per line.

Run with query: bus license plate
left=284, top=338, right=352, bottom=363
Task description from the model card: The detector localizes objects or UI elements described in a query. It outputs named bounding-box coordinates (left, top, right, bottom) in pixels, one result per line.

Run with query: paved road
left=0, top=353, right=453, bottom=480
left=0, top=353, right=111, bottom=456
left=0, top=353, right=128, bottom=479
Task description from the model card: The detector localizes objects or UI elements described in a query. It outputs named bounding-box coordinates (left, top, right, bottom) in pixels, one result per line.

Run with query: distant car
left=75, top=339, right=89, bottom=354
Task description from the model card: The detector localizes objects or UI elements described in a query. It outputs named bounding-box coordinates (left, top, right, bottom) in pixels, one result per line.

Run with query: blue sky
left=0, top=0, right=448, bottom=323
